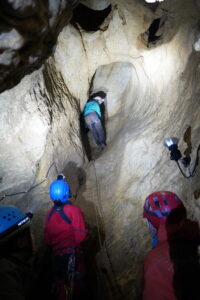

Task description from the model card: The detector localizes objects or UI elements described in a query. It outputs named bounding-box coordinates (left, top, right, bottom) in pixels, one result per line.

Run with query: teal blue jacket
left=83, top=100, right=101, bottom=118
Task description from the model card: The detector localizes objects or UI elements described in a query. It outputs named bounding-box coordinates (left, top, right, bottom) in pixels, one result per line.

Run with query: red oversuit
left=44, top=202, right=89, bottom=300
left=44, top=202, right=88, bottom=254
left=143, top=218, right=200, bottom=300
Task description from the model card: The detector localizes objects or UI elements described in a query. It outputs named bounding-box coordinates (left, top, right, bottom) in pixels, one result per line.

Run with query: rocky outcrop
left=0, top=0, right=78, bottom=93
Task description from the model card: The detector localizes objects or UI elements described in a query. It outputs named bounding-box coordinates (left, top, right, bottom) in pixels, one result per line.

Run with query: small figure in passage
left=142, top=191, right=200, bottom=300
left=83, top=91, right=107, bottom=150
left=0, top=206, right=34, bottom=300
left=44, top=174, right=89, bottom=300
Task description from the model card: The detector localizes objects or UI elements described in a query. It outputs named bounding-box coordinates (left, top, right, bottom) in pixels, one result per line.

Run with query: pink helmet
left=143, top=191, right=186, bottom=228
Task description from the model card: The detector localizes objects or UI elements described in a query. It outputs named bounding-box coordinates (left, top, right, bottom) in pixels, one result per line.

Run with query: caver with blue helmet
left=49, top=175, right=71, bottom=204
left=44, top=175, right=88, bottom=299
left=48, top=175, right=73, bottom=224
left=0, top=206, right=34, bottom=300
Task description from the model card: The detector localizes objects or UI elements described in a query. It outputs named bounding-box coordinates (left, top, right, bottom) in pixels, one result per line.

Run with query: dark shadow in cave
left=148, top=18, right=162, bottom=44
left=61, top=161, right=87, bottom=201
left=183, top=126, right=192, bottom=157
left=100, top=102, right=107, bottom=140
left=166, top=217, right=200, bottom=299
left=72, top=166, right=112, bottom=300
left=83, top=210, right=108, bottom=300
left=141, top=15, right=169, bottom=48
left=71, top=3, right=112, bottom=31
left=80, top=112, right=92, bottom=161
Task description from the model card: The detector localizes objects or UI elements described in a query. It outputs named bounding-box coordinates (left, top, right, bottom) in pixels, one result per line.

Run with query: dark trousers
left=51, top=253, right=72, bottom=300
left=51, top=251, right=87, bottom=300
left=84, top=112, right=106, bottom=149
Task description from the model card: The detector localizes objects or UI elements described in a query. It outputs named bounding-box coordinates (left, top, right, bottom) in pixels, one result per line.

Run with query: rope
left=94, top=201, right=103, bottom=249
left=91, top=160, right=124, bottom=298
left=0, top=162, right=59, bottom=202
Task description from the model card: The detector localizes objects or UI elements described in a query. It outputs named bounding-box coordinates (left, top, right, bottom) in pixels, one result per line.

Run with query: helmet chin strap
left=146, top=219, right=157, bottom=237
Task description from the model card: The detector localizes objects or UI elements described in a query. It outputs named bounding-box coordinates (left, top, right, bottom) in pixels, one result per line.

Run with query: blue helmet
left=0, top=206, right=31, bottom=242
left=49, top=179, right=70, bottom=203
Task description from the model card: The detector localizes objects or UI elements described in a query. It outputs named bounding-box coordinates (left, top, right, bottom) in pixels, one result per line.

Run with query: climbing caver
left=44, top=174, right=88, bottom=300
left=83, top=91, right=107, bottom=150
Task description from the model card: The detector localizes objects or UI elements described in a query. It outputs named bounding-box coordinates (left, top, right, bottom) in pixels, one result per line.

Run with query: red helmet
left=143, top=191, right=186, bottom=228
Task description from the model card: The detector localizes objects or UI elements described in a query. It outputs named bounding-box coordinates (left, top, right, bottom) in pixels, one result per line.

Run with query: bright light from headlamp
left=163, top=136, right=200, bottom=179
left=164, top=137, right=178, bottom=148
left=145, top=0, right=164, bottom=3
left=164, top=137, right=182, bottom=162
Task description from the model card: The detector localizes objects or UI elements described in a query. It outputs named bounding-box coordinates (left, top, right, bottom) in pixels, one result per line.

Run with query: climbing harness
left=66, top=250, right=76, bottom=300
left=51, top=248, right=77, bottom=300
left=51, top=251, right=76, bottom=300
left=48, top=202, right=72, bottom=224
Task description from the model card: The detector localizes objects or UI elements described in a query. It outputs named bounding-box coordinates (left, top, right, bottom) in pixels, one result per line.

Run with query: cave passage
left=148, top=18, right=162, bottom=43
left=1, top=1, right=200, bottom=300
left=71, top=3, right=112, bottom=31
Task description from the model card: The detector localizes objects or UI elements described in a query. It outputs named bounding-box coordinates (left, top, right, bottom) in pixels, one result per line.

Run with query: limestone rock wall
left=53, top=0, right=200, bottom=298
left=0, top=0, right=78, bottom=93
left=0, top=60, right=85, bottom=241
left=0, top=0, right=200, bottom=299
